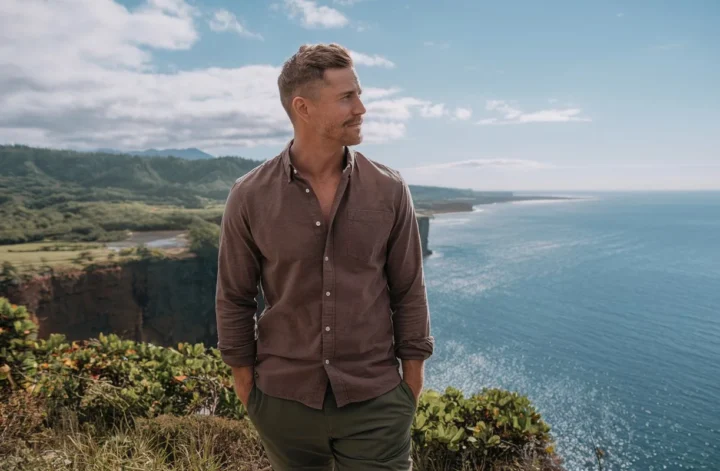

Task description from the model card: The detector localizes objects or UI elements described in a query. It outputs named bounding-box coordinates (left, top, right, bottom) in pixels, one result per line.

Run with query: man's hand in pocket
left=231, top=366, right=254, bottom=408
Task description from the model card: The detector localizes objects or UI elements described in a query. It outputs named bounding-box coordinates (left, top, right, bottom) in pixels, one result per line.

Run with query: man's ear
left=291, top=96, right=311, bottom=124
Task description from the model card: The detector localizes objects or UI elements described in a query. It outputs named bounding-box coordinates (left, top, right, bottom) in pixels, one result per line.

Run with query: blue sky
left=1, top=0, right=718, bottom=190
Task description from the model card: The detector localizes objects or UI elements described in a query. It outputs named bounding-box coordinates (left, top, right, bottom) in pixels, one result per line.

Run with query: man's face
left=305, top=67, right=366, bottom=146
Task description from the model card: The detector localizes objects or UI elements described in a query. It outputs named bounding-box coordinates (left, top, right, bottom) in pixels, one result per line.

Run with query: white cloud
left=283, top=0, right=348, bottom=28
left=360, top=121, right=406, bottom=144
left=655, top=41, right=688, bottom=51
left=363, top=87, right=402, bottom=100
left=419, top=103, right=448, bottom=118
left=411, top=159, right=552, bottom=171
left=423, top=41, right=450, bottom=49
left=333, top=0, right=366, bottom=5
left=208, top=10, right=263, bottom=40
left=398, top=158, right=553, bottom=189
left=349, top=50, right=395, bottom=68
left=0, top=0, right=286, bottom=152
left=0, top=0, right=443, bottom=153
left=454, top=107, right=472, bottom=120
left=365, top=98, right=446, bottom=121
left=360, top=96, right=454, bottom=142
left=365, top=98, right=425, bottom=120
left=477, top=100, right=591, bottom=125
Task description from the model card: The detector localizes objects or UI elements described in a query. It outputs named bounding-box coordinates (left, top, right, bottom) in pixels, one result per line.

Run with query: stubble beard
left=322, top=120, right=363, bottom=147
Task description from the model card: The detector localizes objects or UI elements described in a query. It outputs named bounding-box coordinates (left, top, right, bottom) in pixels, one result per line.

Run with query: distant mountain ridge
left=97, top=147, right=215, bottom=160
left=1, top=144, right=553, bottom=207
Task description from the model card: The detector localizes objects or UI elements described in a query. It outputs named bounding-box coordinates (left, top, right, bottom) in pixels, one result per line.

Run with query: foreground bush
left=0, top=297, right=40, bottom=389
left=0, top=297, right=563, bottom=470
left=1, top=403, right=271, bottom=471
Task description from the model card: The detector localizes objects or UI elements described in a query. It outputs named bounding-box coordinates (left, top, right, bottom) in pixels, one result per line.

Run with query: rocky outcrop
left=3, top=257, right=219, bottom=347
left=417, top=215, right=432, bottom=257
left=3, top=217, right=432, bottom=346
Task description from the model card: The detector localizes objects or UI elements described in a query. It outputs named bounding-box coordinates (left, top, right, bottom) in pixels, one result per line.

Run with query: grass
left=1, top=393, right=271, bottom=471
left=1, top=197, right=225, bottom=246
left=1, top=228, right=196, bottom=275
left=0, top=391, right=564, bottom=471
left=0, top=241, right=115, bottom=272
left=1, top=406, right=555, bottom=471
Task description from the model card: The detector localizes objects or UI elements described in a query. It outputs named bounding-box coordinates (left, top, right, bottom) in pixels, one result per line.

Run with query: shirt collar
left=281, top=139, right=356, bottom=183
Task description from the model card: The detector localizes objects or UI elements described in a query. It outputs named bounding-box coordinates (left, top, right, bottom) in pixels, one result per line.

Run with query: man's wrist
left=231, top=366, right=254, bottom=388
left=401, top=359, right=424, bottom=398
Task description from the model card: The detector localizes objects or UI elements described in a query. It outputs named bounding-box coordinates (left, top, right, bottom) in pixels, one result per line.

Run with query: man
left=215, top=43, right=434, bottom=470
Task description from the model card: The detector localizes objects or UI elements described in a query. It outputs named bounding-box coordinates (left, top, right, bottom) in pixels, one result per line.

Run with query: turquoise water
left=422, top=192, right=720, bottom=470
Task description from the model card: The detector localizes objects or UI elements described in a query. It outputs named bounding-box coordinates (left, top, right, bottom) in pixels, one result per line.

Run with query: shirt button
left=293, top=168, right=297, bottom=174
left=305, top=188, right=310, bottom=193
left=315, top=221, right=321, bottom=226
left=324, top=256, right=329, bottom=262
left=325, top=326, right=331, bottom=332
left=325, top=291, right=331, bottom=296
left=325, top=359, right=330, bottom=365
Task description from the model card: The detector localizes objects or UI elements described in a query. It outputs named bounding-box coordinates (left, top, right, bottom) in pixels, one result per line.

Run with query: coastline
left=418, top=195, right=583, bottom=217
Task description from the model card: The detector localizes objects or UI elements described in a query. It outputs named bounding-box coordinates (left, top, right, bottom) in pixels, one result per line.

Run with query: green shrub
left=28, top=333, right=246, bottom=425
left=411, top=387, right=562, bottom=470
left=188, top=217, right=220, bottom=257
left=0, top=297, right=40, bottom=391
left=0, top=298, right=563, bottom=470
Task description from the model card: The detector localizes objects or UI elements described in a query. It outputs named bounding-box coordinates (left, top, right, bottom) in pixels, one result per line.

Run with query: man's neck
left=290, top=136, right=346, bottom=182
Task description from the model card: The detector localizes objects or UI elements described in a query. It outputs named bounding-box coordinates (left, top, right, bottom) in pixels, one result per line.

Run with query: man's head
left=278, top=43, right=366, bottom=146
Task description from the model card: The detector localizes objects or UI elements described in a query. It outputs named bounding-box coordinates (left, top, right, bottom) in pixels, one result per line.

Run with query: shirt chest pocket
left=346, top=209, right=394, bottom=262
left=258, top=218, right=322, bottom=263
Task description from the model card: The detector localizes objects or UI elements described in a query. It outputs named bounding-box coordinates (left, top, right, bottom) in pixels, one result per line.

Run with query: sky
left=1, top=0, right=719, bottom=191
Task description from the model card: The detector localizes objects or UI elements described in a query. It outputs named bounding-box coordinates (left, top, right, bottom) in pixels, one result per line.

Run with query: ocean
left=421, top=192, right=720, bottom=470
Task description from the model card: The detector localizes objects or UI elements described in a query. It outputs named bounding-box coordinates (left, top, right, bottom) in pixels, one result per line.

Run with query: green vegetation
left=0, top=297, right=563, bottom=470
left=0, top=145, right=251, bottom=244
left=0, top=240, right=177, bottom=279
left=0, top=144, right=493, bottom=246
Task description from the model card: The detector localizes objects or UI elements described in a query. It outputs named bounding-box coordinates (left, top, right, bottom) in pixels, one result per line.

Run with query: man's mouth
left=346, top=120, right=363, bottom=127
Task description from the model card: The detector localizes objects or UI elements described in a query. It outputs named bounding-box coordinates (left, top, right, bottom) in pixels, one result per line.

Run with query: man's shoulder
left=354, top=150, right=405, bottom=188
left=231, top=154, right=283, bottom=194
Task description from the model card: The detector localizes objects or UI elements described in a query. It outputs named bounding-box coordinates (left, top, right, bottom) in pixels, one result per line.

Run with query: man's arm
left=386, top=175, right=434, bottom=401
left=216, top=182, right=262, bottom=406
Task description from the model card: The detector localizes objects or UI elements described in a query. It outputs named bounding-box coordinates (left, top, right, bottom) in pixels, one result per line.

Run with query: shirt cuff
left=395, top=337, right=435, bottom=360
left=219, top=347, right=257, bottom=368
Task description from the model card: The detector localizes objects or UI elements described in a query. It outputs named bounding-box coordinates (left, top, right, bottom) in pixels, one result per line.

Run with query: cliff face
left=3, top=217, right=432, bottom=346
left=417, top=215, right=432, bottom=257
left=4, top=257, right=219, bottom=346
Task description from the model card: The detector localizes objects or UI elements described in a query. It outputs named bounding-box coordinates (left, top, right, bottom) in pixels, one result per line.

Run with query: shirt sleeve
left=215, top=181, right=262, bottom=367
left=386, top=175, right=435, bottom=361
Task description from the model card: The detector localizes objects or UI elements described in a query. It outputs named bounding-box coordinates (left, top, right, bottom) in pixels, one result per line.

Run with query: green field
left=1, top=241, right=117, bottom=271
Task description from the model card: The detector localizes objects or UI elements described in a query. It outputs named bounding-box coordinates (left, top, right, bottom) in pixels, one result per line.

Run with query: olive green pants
left=246, top=381, right=417, bottom=470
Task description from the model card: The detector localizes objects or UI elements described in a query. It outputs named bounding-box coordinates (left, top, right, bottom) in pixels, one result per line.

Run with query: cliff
left=2, top=216, right=432, bottom=346
left=3, top=257, right=218, bottom=346
left=417, top=215, right=432, bottom=257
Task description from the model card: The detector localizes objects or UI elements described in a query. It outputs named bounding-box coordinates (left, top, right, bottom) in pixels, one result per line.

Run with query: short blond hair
left=278, top=43, right=354, bottom=118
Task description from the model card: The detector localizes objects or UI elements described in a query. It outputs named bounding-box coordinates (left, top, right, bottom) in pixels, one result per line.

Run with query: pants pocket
left=399, top=381, right=417, bottom=411
left=246, top=383, right=259, bottom=416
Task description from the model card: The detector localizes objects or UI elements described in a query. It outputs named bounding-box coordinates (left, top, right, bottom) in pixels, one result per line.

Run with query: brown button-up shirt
left=215, top=140, right=434, bottom=409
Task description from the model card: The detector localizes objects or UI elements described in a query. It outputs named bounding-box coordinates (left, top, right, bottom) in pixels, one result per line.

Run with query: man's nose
left=355, top=99, right=366, bottom=116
